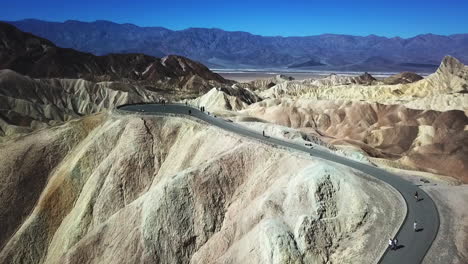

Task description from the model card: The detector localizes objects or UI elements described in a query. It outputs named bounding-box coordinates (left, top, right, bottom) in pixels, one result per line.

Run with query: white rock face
left=188, top=88, right=248, bottom=112
left=187, top=86, right=260, bottom=112
left=0, top=113, right=403, bottom=264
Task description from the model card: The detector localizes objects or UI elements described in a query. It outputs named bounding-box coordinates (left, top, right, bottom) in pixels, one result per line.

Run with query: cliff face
left=0, top=112, right=402, bottom=263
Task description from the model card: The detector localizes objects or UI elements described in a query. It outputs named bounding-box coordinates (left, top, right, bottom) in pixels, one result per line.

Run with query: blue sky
left=3, top=0, right=468, bottom=37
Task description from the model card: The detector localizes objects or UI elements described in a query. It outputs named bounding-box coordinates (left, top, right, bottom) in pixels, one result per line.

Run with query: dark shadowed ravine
left=118, top=103, right=439, bottom=264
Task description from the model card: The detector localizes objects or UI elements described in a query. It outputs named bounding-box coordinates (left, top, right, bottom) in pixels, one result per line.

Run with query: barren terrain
left=0, top=113, right=403, bottom=263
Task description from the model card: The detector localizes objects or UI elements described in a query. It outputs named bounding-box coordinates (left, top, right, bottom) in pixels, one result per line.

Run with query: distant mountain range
left=5, top=19, right=468, bottom=71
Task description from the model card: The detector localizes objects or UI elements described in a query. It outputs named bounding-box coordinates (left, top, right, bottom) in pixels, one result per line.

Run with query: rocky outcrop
left=355, top=72, right=378, bottom=85
left=0, top=113, right=402, bottom=263
left=422, top=56, right=468, bottom=93
left=188, top=86, right=261, bottom=112
left=383, top=72, right=423, bottom=85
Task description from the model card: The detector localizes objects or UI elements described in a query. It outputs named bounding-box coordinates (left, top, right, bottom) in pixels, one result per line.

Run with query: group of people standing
left=186, top=105, right=209, bottom=116
left=388, top=238, right=399, bottom=250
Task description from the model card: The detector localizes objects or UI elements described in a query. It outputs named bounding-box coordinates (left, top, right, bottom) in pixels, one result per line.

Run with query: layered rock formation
left=0, top=112, right=402, bottom=263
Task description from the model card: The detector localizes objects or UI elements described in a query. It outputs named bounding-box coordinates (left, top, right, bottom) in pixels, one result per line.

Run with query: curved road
left=118, top=103, right=439, bottom=264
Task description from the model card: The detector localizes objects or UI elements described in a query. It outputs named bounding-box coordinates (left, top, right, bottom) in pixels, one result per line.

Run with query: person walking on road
left=414, top=191, right=419, bottom=201
left=388, top=239, right=394, bottom=250
left=262, top=130, right=265, bottom=137
left=188, top=109, right=192, bottom=115
left=393, top=238, right=398, bottom=250
left=414, top=221, right=418, bottom=232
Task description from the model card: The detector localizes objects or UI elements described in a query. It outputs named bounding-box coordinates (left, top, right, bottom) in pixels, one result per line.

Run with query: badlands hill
left=243, top=99, right=468, bottom=183
left=260, top=56, right=468, bottom=112
left=0, top=112, right=402, bottom=263
left=0, top=23, right=249, bottom=140
left=0, top=69, right=256, bottom=140
left=0, top=21, right=467, bottom=263
left=7, top=19, right=468, bottom=70
left=195, top=56, right=468, bottom=183
left=0, top=22, right=231, bottom=88
left=0, top=69, right=160, bottom=138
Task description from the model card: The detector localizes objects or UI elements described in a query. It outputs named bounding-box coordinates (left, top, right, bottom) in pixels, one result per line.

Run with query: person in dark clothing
left=414, top=191, right=419, bottom=201
left=188, top=109, right=192, bottom=115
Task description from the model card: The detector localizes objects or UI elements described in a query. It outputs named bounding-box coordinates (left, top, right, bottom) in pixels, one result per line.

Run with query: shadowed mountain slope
left=0, top=22, right=230, bottom=86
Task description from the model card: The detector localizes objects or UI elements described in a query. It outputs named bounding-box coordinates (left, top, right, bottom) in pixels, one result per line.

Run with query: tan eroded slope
left=242, top=98, right=468, bottom=183
left=0, top=112, right=403, bottom=263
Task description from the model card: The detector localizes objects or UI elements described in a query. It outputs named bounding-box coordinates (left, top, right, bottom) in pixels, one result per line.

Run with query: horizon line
left=9, top=18, right=468, bottom=39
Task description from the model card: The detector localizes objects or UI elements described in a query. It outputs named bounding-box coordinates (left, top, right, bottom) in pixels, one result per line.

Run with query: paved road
left=118, top=103, right=439, bottom=264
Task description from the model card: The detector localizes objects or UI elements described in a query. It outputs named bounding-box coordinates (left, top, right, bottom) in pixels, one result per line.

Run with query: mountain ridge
left=10, top=18, right=468, bottom=39
left=6, top=19, right=468, bottom=71
left=0, top=22, right=231, bottom=89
